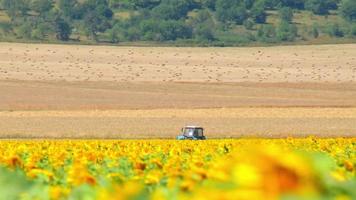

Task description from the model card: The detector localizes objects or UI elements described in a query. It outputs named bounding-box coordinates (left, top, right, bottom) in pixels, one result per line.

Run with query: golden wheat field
left=0, top=138, right=355, bottom=200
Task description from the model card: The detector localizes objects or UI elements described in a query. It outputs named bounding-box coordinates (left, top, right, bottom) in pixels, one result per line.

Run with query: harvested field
left=0, top=42, right=356, bottom=138
left=0, top=43, right=355, bottom=83
left=1, top=81, right=356, bottom=110
left=0, top=108, right=355, bottom=138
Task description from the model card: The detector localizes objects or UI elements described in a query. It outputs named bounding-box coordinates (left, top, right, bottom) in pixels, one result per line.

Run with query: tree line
left=0, top=0, right=355, bottom=46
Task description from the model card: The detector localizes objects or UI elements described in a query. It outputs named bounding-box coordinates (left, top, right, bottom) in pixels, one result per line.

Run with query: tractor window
left=184, top=128, right=195, bottom=137
left=183, top=128, right=194, bottom=137
left=194, top=129, right=203, bottom=137
left=183, top=128, right=203, bottom=137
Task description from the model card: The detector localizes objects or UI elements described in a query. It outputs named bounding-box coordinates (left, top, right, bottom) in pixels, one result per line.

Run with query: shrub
left=279, top=7, right=293, bottom=23
left=340, top=0, right=356, bottom=22
left=326, top=23, right=344, bottom=37
left=276, top=20, right=298, bottom=41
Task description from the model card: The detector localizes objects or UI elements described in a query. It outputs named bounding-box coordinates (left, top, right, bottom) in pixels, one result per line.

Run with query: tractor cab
left=177, top=126, right=206, bottom=140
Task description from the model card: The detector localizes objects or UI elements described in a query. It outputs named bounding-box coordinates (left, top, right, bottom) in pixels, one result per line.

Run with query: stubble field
left=0, top=43, right=356, bottom=138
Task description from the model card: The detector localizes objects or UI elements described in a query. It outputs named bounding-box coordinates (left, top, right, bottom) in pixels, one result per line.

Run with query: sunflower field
left=0, top=138, right=355, bottom=200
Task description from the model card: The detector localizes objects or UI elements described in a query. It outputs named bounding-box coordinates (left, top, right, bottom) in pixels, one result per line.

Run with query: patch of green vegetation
left=0, top=0, right=355, bottom=46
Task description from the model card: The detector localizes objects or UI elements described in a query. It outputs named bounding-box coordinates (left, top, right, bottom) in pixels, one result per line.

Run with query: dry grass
left=0, top=43, right=355, bottom=83
left=1, top=81, right=356, bottom=110
left=0, top=108, right=355, bottom=139
left=2, top=107, right=356, bottom=119
left=0, top=11, right=10, bottom=23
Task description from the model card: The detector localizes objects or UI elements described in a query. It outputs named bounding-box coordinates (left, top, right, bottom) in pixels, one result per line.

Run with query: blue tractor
left=176, top=126, right=206, bottom=140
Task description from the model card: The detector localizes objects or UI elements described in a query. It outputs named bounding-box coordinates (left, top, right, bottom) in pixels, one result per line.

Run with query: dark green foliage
left=243, top=19, right=255, bottom=30
left=279, top=7, right=293, bottom=23
left=159, top=20, right=192, bottom=40
left=280, top=0, right=305, bottom=9
left=276, top=20, right=298, bottom=41
left=340, top=0, right=356, bottom=22
left=192, top=10, right=216, bottom=41
left=31, top=0, right=53, bottom=15
left=84, top=11, right=110, bottom=41
left=0, top=0, right=354, bottom=45
left=305, top=0, right=330, bottom=15
left=0, top=22, right=12, bottom=36
left=1, top=0, right=29, bottom=21
left=264, top=0, right=279, bottom=9
left=244, top=0, right=255, bottom=9
left=54, top=17, right=71, bottom=41
left=216, top=0, right=248, bottom=24
left=128, top=18, right=191, bottom=41
left=17, top=22, right=32, bottom=39
left=195, top=24, right=215, bottom=41
left=132, top=0, right=161, bottom=9
left=202, top=0, right=216, bottom=10
left=107, top=26, right=120, bottom=43
left=257, top=24, right=277, bottom=42
left=32, top=23, right=52, bottom=39
left=82, top=0, right=113, bottom=41
left=59, top=0, right=77, bottom=18
left=125, top=27, right=141, bottom=41
left=311, top=23, right=319, bottom=38
left=326, top=23, right=344, bottom=37
left=250, top=0, right=267, bottom=23
left=152, top=0, right=196, bottom=20
left=350, top=24, right=356, bottom=36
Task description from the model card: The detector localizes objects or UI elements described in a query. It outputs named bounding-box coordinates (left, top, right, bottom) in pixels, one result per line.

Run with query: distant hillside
left=0, top=0, right=355, bottom=46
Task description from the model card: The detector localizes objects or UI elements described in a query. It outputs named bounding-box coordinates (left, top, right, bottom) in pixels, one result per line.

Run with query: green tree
left=257, top=24, right=276, bottom=41
left=152, top=0, right=195, bottom=20
left=326, top=23, right=344, bottom=37
left=159, top=20, right=192, bottom=40
left=139, top=19, right=159, bottom=40
left=244, top=0, right=255, bottom=9
left=31, top=23, right=52, bottom=40
left=276, top=20, right=298, bottom=41
left=243, top=19, right=255, bottom=30
left=1, top=0, right=28, bottom=21
left=350, top=24, right=356, bottom=36
left=216, top=0, right=248, bottom=24
left=31, top=0, right=54, bottom=15
left=340, top=0, right=356, bottom=22
left=195, top=23, right=215, bottom=41
left=54, top=17, right=71, bottom=41
left=108, top=26, right=120, bottom=43
left=305, top=0, right=330, bottom=15
left=17, top=22, right=32, bottom=39
left=125, top=27, right=141, bottom=41
left=279, top=7, right=293, bottom=23
left=264, top=0, right=279, bottom=9
left=131, top=0, right=161, bottom=9
left=250, top=0, right=266, bottom=24
left=0, top=22, right=12, bottom=36
left=190, top=9, right=215, bottom=41
left=280, top=0, right=305, bottom=9
left=84, top=11, right=109, bottom=41
left=82, top=0, right=113, bottom=41
left=311, top=23, right=319, bottom=38
left=202, top=0, right=216, bottom=10
left=59, top=0, right=78, bottom=19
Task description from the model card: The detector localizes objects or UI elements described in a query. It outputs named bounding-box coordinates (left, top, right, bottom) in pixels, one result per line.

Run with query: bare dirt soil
left=0, top=43, right=355, bottom=138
